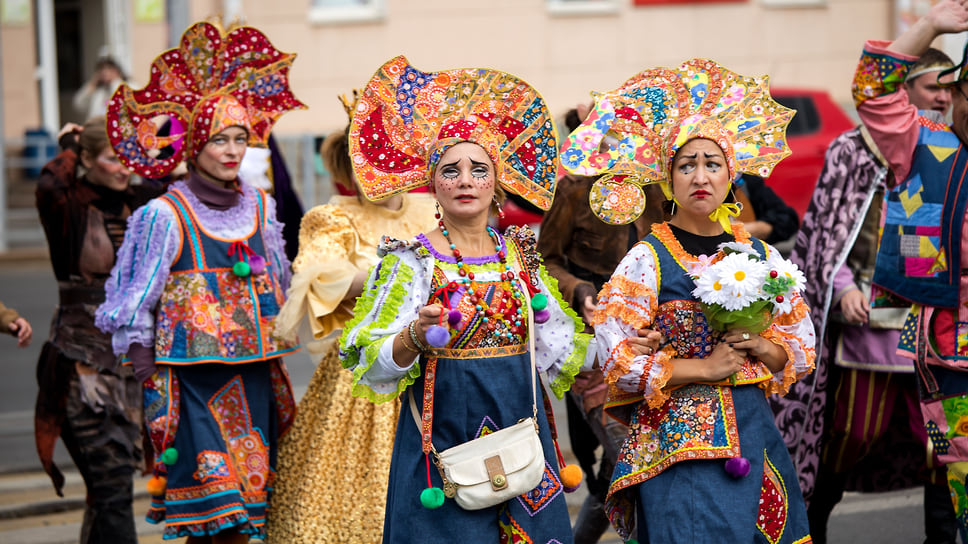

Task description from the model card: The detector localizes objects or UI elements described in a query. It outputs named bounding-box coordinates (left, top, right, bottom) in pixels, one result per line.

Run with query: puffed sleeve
left=275, top=204, right=358, bottom=342
left=591, top=242, right=674, bottom=409
left=532, top=262, right=594, bottom=399
left=338, top=238, right=434, bottom=403
left=759, top=244, right=816, bottom=396
left=95, top=199, right=182, bottom=355
left=261, top=191, right=292, bottom=293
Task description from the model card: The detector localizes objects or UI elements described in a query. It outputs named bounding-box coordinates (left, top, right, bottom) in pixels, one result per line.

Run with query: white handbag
left=408, top=282, right=545, bottom=510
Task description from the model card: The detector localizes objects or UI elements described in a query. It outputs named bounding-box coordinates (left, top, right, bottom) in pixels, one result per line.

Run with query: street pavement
left=0, top=255, right=935, bottom=543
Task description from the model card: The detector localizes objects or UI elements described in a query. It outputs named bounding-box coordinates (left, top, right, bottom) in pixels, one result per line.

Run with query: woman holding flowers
left=560, top=59, right=816, bottom=543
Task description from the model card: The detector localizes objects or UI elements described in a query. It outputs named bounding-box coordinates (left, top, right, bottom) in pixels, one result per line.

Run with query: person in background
left=94, top=21, right=304, bottom=542
left=538, top=104, right=666, bottom=544
left=34, top=116, right=161, bottom=544
left=850, top=0, right=968, bottom=538
left=772, top=47, right=957, bottom=544
left=731, top=174, right=799, bottom=246
left=72, top=56, right=126, bottom=121
left=563, top=58, right=815, bottom=543
left=0, top=301, right=32, bottom=347
left=238, top=134, right=305, bottom=264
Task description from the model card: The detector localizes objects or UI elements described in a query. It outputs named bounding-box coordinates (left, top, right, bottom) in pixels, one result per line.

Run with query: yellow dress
left=266, top=193, right=438, bottom=543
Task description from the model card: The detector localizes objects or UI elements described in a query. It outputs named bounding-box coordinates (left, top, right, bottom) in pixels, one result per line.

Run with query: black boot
left=806, top=468, right=848, bottom=544
left=924, top=481, right=958, bottom=544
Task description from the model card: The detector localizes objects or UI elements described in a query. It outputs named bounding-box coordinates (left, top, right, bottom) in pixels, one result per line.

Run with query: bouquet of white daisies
left=689, top=242, right=806, bottom=334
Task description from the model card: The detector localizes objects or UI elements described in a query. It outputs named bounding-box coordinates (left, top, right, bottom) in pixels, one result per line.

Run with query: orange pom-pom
left=146, top=475, right=167, bottom=496
left=560, top=464, right=583, bottom=489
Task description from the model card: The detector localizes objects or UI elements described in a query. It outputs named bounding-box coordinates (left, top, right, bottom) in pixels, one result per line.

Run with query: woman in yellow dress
left=267, top=102, right=438, bottom=542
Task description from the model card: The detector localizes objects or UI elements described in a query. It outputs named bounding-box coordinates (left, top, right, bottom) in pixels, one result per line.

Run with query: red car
left=498, top=87, right=855, bottom=230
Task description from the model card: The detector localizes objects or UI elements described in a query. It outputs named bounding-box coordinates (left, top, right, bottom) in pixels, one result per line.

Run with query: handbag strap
left=914, top=307, right=941, bottom=398
left=409, top=245, right=539, bottom=456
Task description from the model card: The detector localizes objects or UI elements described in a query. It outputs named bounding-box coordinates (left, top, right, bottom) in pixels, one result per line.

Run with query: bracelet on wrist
left=399, top=329, right=421, bottom=354
left=409, top=320, right=428, bottom=352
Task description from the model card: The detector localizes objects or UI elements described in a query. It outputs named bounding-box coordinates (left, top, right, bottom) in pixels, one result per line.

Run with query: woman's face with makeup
left=670, top=137, right=730, bottom=220
left=431, top=142, right=496, bottom=222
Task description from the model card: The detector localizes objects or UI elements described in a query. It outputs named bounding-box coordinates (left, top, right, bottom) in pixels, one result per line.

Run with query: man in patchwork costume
left=853, top=0, right=968, bottom=539
left=775, top=48, right=958, bottom=543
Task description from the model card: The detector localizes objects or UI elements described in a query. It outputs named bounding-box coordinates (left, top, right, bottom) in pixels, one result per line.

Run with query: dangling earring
left=728, top=187, right=744, bottom=212
left=493, top=196, right=506, bottom=220
left=670, top=200, right=677, bottom=216
left=434, top=201, right=442, bottom=220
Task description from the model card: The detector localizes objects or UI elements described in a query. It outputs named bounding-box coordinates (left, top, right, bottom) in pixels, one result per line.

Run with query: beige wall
left=228, top=0, right=894, bottom=137
left=3, top=0, right=895, bottom=140
left=2, top=3, right=40, bottom=140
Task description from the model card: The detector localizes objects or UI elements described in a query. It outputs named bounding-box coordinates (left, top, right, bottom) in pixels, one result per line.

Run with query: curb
left=0, top=470, right=150, bottom=521
left=0, top=247, right=48, bottom=264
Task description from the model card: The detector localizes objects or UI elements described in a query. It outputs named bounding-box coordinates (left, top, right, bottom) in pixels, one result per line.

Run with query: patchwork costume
left=338, top=56, right=592, bottom=543
left=95, top=21, right=304, bottom=540
left=561, top=59, right=815, bottom=542
left=854, top=40, right=968, bottom=540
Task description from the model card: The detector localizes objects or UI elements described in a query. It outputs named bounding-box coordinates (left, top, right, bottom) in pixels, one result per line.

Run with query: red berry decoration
left=775, top=295, right=784, bottom=303
left=770, top=270, right=778, bottom=278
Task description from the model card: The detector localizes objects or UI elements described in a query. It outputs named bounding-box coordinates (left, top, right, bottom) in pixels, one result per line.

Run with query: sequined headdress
left=559, top=58, right=795, bottom=225
left=348, top=55, right=559, bottom=210
left=106, top=21, right=306, bottom=178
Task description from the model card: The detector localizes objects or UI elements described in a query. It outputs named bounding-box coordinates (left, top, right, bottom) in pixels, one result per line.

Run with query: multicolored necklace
left=438, top=217, right=526, bottom=340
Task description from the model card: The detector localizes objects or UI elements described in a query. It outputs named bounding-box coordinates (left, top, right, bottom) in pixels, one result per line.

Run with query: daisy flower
left=716, top=253, right=768, bottom=296
left=717, top=241, right=759, bottom=257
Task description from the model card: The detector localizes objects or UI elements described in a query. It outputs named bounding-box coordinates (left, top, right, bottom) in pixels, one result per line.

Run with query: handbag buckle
left=484, top=455, right=508, bottom=491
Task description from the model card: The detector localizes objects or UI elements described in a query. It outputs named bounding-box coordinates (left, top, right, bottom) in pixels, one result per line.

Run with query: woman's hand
left=628, top=328, right=662, bottom=357
left=667, top=343, right=745, bottom=385
left=391, top=304, right=444, bottom=367
left=701, top=342, right=747, bottom=382
left=723, top=328, right=789, bottom=373
left=413, top=304, right=444, bottom=345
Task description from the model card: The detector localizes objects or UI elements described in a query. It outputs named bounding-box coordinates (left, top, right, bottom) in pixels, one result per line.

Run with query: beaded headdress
left=559, top=58, right=795, bottom=226
left=105, top=21, right=306, bottom=179
left=348, top=55, right=559, bottom=210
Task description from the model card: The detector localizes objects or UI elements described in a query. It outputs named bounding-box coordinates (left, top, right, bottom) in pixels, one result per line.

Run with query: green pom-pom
left=160, top=447, right=178, bottom=466
left=531, top=293, right=548, bottom=311
left=420, top=487, right=445, bottom=509
left=232, top=261, right=251, bottom=277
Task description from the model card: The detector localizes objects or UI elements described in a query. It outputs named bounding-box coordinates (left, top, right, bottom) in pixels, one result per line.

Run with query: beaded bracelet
left=408, top=320, right=428, bottom=352
left=399, top=329, right=421, bottom=354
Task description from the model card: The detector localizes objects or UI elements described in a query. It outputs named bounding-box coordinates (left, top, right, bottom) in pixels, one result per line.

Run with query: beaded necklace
left=437, top=216, right=527, bottom=341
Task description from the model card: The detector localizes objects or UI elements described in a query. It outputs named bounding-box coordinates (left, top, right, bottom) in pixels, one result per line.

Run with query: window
left=310, top=0, right=384, bottom=24
left=546, top=0, right=620, bottom=15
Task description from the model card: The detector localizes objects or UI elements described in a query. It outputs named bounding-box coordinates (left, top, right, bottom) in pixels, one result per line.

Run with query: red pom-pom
left=770, top=270, right=778, bottom=278
left=775, top=295, right=784, bottom=303
left=560, top=464, right=583, bottom=490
